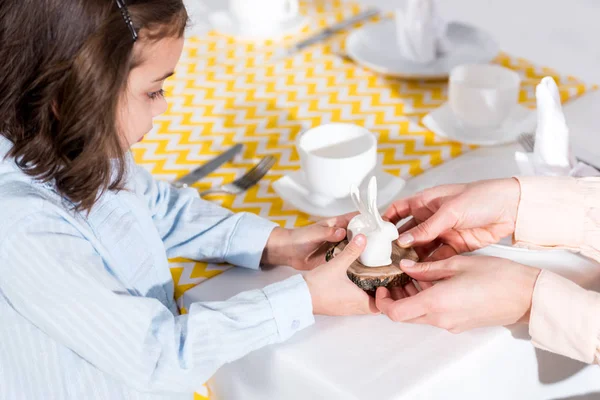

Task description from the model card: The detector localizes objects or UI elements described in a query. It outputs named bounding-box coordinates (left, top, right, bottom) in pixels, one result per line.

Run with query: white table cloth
left=184, top=140, right=600, bottom=399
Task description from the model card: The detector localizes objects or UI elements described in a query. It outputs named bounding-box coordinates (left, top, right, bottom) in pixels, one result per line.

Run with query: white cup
left=448, top=64, right=521, bottom=130
left=297, top=123, right=378, bottom=205
left=229, top=0, right=299, bottom=26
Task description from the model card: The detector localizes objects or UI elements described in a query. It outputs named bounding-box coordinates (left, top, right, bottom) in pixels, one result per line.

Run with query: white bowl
left=449, top=64, right=521, bottom=132
left=296, top=123, right=377, bottom=204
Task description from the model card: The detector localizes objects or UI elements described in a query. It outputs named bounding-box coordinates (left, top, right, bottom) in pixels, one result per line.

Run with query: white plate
left=208, top=10, right=308, bottom=40
left=345, top=20, right=499, bottom=80
left=422, top=103, right=537, bottom=146
left=273, top=168, right=406, bottom=218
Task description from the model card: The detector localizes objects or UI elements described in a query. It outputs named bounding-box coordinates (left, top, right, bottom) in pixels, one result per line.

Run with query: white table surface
left=184, top=143, right=600, bottom=400
left=183, top=1, right=600, bottom=398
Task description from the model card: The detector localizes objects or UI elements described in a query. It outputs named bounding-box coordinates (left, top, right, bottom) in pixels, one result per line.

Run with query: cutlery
left=516, top=132, right=535, bottom=153
left=199, top=155, right=276, bottom=196
left=333, top=51, right=354, bottom=63
left=172, top=144, right=243, bottom=188
left=517, top=132, right=600, bottom=171
left=271, top=8, right=380, bottom=62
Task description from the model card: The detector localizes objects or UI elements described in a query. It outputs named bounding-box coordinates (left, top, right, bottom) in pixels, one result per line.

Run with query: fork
left=333, top=51, right=354, bottom=63
left=199, top=155, right=276, bottom=197
left=517, top=132, right=536, bottom=153
left=517, top=132, right=600, bottom=170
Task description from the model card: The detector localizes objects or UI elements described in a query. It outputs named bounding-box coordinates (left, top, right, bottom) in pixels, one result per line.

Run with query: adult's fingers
left=399, top=257, right=462, bottom=282
left=412, top=239, right=443, bottom=261
left=383, top=199, right=413, bottom=225
left=403, top=281, right=419, bottom=296
left=389, top=285, right=407, bottom=300
left=397, top=209, right=459, bottom=248
left=416, top=280, right=434, bottom=290
left=375, top=287, right=431, bottom=322
left=425, top=244, right=459, bottom=262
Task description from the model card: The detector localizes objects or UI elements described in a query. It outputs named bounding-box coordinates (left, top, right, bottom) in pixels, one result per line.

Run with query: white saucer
left=345, top=20, right=499, bottom=80
left=208, top=10, right=308, bottom=40
left=422, top=103, right=537, bottom=146
left=273, top=168, right=406, bottom=218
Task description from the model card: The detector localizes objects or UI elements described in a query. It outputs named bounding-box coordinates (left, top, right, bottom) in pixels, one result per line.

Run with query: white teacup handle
left=282, top=0, right=299, bottom=19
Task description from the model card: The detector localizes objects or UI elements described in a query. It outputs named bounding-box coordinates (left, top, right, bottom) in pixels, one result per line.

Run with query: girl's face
left=118, top=36, right=185, bottom=147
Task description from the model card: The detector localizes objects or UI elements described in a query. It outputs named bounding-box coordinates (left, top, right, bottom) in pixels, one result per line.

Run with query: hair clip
left=115, top=0, right=138, bottom=42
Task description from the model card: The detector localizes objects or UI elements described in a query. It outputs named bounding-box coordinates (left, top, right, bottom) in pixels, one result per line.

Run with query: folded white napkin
left=394, top=0, right=450, bottom=64
left=515, top=76, right=600, bottom=177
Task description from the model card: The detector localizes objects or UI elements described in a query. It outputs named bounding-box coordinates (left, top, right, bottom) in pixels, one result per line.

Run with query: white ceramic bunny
left=347, top=176, right=399, bottom=267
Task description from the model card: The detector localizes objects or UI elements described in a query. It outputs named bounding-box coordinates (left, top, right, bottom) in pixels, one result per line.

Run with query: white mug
left=296, top=123, right=377, bottom=205
left=230, top=0, right=299, bottom=25
left=449, top=64, right=521, bottom=130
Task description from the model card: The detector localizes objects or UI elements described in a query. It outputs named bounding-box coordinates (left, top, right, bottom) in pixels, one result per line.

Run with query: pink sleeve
left=514, top=176, right=600, bottom=363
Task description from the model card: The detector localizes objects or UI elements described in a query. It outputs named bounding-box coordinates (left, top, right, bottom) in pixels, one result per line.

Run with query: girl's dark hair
left=0, top=0, right=188, bottom=211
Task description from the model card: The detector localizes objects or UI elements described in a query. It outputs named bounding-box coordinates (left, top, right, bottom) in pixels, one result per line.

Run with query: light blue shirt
left=0, top=136, right=314, bottom=399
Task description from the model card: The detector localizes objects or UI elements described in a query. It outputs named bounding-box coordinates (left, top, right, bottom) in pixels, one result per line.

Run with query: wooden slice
left=325, top=239, right=419, bottom=294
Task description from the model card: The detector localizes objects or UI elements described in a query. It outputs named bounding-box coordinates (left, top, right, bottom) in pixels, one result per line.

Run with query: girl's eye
left=148, top=89, right=165, bottom=100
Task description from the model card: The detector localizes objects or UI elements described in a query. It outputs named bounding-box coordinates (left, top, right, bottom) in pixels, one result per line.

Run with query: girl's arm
left=0, top=212, right=314, bottom=394
left=134, top=163, right=278, bottom=268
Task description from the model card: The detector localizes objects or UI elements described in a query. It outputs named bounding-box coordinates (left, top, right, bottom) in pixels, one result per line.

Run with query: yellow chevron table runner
left=130, top=1, right=595, bottom=398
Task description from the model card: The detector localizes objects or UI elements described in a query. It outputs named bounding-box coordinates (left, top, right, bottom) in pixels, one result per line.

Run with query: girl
left=0, top=1, right=377, bottom=399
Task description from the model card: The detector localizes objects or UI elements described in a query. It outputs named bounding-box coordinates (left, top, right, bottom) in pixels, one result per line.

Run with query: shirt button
left=291, top=320, right=300, bottom=330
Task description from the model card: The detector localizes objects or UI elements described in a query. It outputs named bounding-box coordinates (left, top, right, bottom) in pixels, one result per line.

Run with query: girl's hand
left=375, top=255, right=541, bottom=332
left=305, top=234, right=379, bottom=315
left=263, top=213, right=357, bottom=271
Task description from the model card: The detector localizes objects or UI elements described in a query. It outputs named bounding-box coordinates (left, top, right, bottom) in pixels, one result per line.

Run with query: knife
left=271, top=8, right=381, bottom=62
left=172, top=143, right=244, bottom=188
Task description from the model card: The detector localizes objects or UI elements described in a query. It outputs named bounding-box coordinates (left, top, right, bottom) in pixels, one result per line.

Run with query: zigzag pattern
left=131, top=0, right=595, bottom=292
left=129, top=1, right=597, bottom=397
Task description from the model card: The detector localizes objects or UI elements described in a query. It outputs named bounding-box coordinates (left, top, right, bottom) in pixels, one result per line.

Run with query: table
left=132, top=0, right=600, bottom=398
left=135, top=0, right=595, bottom=313
left=194, top=0, right=600, bottom=85
left=184, top=142, right=600, bottom=400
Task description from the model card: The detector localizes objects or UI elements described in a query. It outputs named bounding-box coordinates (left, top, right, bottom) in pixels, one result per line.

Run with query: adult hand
left=375, top=255, right=540, bottom=332
left=383, top=178, right=521, bottom=259
left=305, top=234, right=379, bottom=316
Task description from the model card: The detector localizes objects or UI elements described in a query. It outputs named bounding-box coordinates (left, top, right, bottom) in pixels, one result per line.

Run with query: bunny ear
left=350, top=184, right=367, bottom=215
left=367, top=176, right=385, bottom=227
